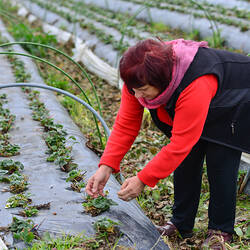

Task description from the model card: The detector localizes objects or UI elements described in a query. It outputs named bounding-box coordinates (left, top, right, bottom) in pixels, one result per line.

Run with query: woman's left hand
left=117, top=176, right=145, bottom=201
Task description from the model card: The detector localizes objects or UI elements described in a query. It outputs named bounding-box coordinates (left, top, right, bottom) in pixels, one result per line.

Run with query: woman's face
left=133, top=84, right=160, bottom=100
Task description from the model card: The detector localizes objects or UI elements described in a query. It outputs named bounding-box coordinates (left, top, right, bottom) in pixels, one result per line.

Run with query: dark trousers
left=171, top=139, right=241, bottom=235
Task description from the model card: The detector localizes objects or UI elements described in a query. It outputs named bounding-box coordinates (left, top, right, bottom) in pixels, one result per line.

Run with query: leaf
left=246, top=224, right=250, bottom=238
left=152, top=189, right=160, bottom=201
left=235, top=227, right=243, bottom=237
left=24, top=231, right=35, bottom=243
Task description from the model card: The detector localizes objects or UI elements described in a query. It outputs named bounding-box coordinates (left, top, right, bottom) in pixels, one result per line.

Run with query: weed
left=46, top=72, right=69, bottom=90
left=27, top=232, right=87, bottom=249
left=9, top=23, right=56, bottom=57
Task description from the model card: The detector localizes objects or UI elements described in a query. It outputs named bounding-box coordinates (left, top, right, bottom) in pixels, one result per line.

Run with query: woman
left=86, top=38, right=250, bottom=248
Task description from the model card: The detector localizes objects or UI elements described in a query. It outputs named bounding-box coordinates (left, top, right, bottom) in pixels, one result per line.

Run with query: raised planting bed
left=0, top=17, right=168, bottom=250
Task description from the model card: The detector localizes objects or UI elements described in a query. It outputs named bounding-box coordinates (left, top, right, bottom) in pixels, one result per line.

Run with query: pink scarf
left=138, top=39, right=208, bottom=109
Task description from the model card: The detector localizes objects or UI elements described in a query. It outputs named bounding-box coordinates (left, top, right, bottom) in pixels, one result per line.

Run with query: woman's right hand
left=85, top=165, right=113, bottom=198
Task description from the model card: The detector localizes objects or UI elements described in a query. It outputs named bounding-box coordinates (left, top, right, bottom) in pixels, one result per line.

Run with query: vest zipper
left=231, top=102, right=245, bottom=135
left=231, top=122, right=235, bottom=135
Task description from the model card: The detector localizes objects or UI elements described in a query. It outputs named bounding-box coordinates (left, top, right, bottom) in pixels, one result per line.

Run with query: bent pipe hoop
left=0, top=83, right=111, bottom=137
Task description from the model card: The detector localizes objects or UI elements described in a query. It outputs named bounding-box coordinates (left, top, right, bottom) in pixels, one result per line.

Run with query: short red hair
left=119, top=39, right=173, bottom=94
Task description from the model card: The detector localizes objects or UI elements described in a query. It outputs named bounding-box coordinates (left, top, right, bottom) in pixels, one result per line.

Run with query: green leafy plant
left=27, top=232, right=91, bottom=249
left=66, top=169, right=85, bottom=182
left=55, top=154, right=77, bottom=172
left=19, top=207, right=39, bottom=217
left=7, top=54, right=31, bottom=82
left=5, top=193, right=32, bottom=208
left=0, top=159, right=24, bottom=174
left=10, top=217, right=36, bottom=244
left=0, top=39, right=106, bottom=148
left=0, top=140, right=20, bottom=157
left=8, top=173, right=28, bottom=193
left=0, top=93, right=20, bottom=156
left=0, top=93, right=7, bottom=102
left=70, top=181, right=86, bottom=193
left=0, top=107, right=15, bottom=134
left=66, top=169, right=87, bottom=192
left=94, top=217, right=120, bottom=236
left=83, top=195, right=118, bottom=216
left=9, top=23, right=56, bottom=57
left=0, top=169, right=10, bottom=182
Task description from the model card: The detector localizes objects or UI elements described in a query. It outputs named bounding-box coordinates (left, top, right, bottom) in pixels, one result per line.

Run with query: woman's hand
left=117, top=176, right=145, bottom=201
left=85, top=165, right=113, bottom=198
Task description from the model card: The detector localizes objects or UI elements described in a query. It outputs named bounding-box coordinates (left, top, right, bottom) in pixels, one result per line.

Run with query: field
left=0, top=0, right=249, bottom=249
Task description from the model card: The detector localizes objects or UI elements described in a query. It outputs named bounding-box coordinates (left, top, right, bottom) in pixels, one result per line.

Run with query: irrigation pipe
left=0, top=83, right=110, bottom=137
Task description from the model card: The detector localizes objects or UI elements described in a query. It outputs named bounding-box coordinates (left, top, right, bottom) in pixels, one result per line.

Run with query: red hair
left=119, top=39, right=173, bottom=94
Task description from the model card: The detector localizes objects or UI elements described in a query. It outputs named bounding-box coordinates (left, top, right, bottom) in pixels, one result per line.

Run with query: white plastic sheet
left=82, top=0, right=250, bottom=54
left=27, top=14, right=37, bottom=23
left=17, top=6, right=29, bottom=17
left=0, top=237, right=8, bottom=250
left=42, top=23, right=71, bottom=44
left=72, top=40, right=123, bottom=88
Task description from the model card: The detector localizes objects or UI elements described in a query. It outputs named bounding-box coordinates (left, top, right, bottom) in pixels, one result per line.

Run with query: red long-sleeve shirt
left=99, top=74, right=218, bottom=187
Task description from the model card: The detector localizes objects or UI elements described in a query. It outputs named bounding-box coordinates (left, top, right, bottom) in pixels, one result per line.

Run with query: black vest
left=149, top=47, right=250, bottom=153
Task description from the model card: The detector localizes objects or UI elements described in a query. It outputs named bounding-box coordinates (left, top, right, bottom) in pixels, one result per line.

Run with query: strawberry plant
left=0, top=93, right=7, bottom=102
left=10, top=217, right=36, bottom=244
left=66, top=169, right=86, bottom=182
left=0, top=169, right=10, bottom=182
left=0, top=133, right=9, bottom=141
left=18, top=202, right=50, bottom=218
left=0, top=94, right=20, bottom=156
left=70, top=181, right=86, bottom=193
left=66, top=169, right=86, bottom=192
left=18, top=207, right=39, bottom=217
left=46, top=147, right=72, bottom=162
left=55, top=154, right=77, bottom=172
left=44, top=131, right=67, bottom=152
left=93, top=217, right=122, bottom=247
left=0, top=172, right=28, bottom=193
left=0, top=108, right=15, bottom=134
left=5, top=193, right=32, bottom=208
left=0, top=159, right=24, bottom=174
left=7, top=55, right=31, bottom=82
left=93, top=217, right=120, bottom=236
left=82, top=195, right=118, bottom=216
left=0, top=140, right=20, bottom=157
left=8, top=173, right=28, bottom=194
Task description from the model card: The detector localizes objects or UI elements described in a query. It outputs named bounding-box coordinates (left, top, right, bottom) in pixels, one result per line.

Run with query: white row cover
left=0, top=237, right=8, bottom=250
